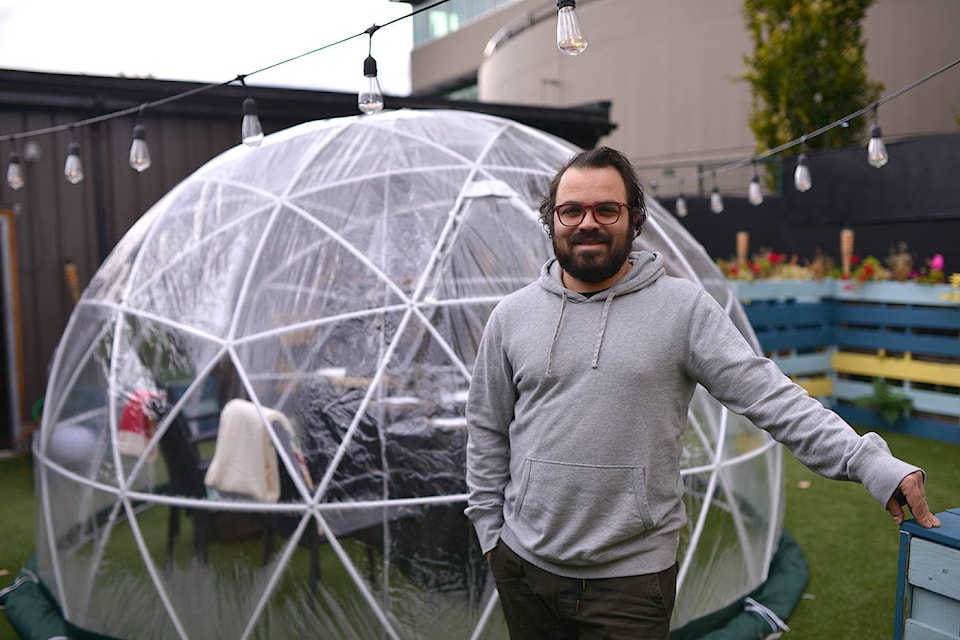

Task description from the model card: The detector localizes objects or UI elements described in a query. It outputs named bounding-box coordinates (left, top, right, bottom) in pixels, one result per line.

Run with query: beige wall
left=413, top=0, right=960, bottom=180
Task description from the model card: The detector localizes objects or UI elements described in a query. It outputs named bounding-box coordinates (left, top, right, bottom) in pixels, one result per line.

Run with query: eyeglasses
left=554, top=201, right=628, bottom=227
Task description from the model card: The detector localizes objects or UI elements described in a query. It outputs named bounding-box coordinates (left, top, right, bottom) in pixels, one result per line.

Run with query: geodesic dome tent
left=28, top=110, right=788, bottom=639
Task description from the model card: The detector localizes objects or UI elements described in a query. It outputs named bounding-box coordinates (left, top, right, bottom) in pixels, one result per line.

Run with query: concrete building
left=399, top=0, right=960, bottom=194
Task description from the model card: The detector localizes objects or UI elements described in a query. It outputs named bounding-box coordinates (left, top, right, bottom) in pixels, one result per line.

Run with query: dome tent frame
left=29, top=110, right=787, bottom=639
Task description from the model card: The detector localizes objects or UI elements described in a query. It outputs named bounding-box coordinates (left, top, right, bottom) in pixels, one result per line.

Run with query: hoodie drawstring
left=591, top=294, right=615, bottom=369
left=544, top=293, right=568, bottom=377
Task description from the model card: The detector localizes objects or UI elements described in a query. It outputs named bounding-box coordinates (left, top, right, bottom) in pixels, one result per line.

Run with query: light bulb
left=129, top=123, right=151, bottom=172
left=241, top=98, right=264, bottom=147
left=6, top=151, right=24, bottom=190
left=748, top=173, right=764, bottom=206
left=358, top=56, right=384, bottom=115
left=556, top=1, right=587, bottom=56
left=675, top=194, right=688, bottom=218
left=867, top=125, right=888, bottom=168
left=794, top=153, right=812, bottom=192
left=23, top=140, right=42, bottom=163
left=64, top=141, right=84, bottom=184
left=710, top=185, right=724, bottom=214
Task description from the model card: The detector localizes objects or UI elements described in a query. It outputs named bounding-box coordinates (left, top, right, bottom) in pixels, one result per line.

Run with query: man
left=464, top=146, right=939, bottom=639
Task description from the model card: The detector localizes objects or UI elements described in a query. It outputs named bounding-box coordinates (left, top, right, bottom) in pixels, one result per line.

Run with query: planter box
left=834, top=280, right=958, bottom=307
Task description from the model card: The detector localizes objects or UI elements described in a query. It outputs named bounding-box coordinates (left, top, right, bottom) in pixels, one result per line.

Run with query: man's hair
left=538, top=146, right=647, bottom=238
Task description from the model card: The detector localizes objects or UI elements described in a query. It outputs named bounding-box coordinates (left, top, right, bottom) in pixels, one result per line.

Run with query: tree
left=741, top=0, right=883, bottom=152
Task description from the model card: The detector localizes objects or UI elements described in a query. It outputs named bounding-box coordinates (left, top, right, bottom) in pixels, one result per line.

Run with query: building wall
left=409, top=0, right=535, bottom=93
left=412, top=0, right=960, bottom=185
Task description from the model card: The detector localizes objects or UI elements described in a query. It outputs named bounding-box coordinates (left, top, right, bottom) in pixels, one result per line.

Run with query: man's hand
left=887, top=471, right=940, bottom=528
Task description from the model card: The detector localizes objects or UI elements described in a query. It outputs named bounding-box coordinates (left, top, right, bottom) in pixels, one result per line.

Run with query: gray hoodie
left=465, top=250, right=919, bottom=579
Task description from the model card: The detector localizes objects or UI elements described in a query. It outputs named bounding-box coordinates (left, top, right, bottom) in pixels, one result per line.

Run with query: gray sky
left=0, top=0, right=414, bottom=94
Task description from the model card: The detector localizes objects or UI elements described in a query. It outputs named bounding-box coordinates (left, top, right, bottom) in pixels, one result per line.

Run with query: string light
left=793, top=139, right=812, bottom=192
left=64, top=132, right=84, bottom=185
left=129, top=107, right=152, bottom=173
left=0, top=9, right=954, bottom=198
left=556, top=1, right=588, bottom=56
left=675, top=179, right=688, bottom=218
left=867, top=103, right=888, bottom=168
left=239, top=77, right=264, bottom=148
left=6, top=146, right=24, bottom=191
left=709, top=171, right=724, bottom=213
left=748, top=161, right=763, bottom=206
left=23, top=140, right=42, bottom=164
left=644, top=57, right=959, bottom=199
left=358, top=25, right=385, bottom=115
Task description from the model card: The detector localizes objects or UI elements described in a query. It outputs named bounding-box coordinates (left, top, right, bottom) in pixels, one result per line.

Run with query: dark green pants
left=490, top=541, right=677, bottom=640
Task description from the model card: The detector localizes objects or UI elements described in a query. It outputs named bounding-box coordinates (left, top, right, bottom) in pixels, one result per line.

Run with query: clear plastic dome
left=34, top=109, right=782, bottom=638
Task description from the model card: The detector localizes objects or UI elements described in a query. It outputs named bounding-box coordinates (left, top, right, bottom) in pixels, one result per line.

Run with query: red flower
left=850, top=255, right=861, bottom=266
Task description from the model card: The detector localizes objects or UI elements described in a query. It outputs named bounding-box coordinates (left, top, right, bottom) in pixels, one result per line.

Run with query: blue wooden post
left=893, top=508, right=960, bottom=639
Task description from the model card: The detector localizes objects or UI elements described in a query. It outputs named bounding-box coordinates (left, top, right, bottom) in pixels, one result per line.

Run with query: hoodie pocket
left=513, top=458, right=656, bottom=565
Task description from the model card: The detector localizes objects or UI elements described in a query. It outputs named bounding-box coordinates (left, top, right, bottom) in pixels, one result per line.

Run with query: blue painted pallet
left=833, top=404, right=960, bottom=445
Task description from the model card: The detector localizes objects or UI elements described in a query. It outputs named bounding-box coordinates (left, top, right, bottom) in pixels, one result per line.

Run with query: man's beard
left=553, top=227, right=634, bottom=283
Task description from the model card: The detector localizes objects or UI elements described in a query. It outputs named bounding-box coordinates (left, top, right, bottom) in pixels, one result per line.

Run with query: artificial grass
left=2, top=427, right=958, bottom=639
left=0, top=453, right=35, bottom=640
left=782, top=427, right=960, bottom=639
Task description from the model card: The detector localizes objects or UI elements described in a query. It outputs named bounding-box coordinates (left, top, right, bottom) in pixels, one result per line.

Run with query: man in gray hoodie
left=464, top=146, right=939, bottom=639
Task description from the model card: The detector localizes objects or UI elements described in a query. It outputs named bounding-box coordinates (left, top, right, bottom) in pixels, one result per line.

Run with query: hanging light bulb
left=675, top=193, right=688, bottom=218
left=674, top=179, right=688, bottom=217
left=867, top=105, right=888, bottom=168
left=6, top=150, right=24, bottom=190
left=241, top=97, right=264, bottom=147
left=794, top=152, right=812, bottom=192
left=129, top=123, right=151, bottom=172
left=556, top=0, right=587, bottom=56
left=358, top=56, right=384, bottom=114
left=709, top=173, right=724, bottom=214
left=748, top=162, right=764, bottom=206
left=23, top=140, right=42, bottom=164
left=64, top=141, right=83, bottom=184
left=358, top=26, right=384, bottom=115
left=709, top=187, right=724, bottom=213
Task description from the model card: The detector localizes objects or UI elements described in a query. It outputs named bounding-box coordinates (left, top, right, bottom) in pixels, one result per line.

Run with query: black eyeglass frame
left=553, top=201, right=630, bottom=227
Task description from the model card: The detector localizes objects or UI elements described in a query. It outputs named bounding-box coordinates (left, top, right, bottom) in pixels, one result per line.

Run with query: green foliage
left=854, top=378, right=913, bottom=423
left=741, top=0, right=883, bottom=151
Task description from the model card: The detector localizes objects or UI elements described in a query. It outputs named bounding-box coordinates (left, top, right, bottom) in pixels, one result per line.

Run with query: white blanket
left=203, top=399, right=289, bottom=502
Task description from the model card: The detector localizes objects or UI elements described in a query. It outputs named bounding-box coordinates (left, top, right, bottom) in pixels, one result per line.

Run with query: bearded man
left=464, top=146, right=938, bottom=639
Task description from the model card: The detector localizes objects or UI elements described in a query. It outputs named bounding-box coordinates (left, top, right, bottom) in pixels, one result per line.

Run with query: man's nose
left=578, top=206, right=602, bottom=228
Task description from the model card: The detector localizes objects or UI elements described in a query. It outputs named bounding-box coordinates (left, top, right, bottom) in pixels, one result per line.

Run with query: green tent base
left=0, top=557, right=118, bottom=640
left=672, top=529, right=809, bottom=639
left=3, top=532, right=806, bottom=639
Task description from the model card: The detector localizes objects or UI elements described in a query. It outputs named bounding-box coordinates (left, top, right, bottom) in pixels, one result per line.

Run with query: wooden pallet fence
left=730, top=280, right=836, bottom=399
left=730, top=280, right=960, bottom=444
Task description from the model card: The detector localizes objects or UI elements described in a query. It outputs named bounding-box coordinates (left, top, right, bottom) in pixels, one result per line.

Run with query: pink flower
left=930, top=254, right=944, bottom=271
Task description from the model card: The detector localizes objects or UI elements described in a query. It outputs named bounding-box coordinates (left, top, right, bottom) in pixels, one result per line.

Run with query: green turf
left=2, top=427, right=958, bottom=638
left=782, top=427, right=960, bottom=639
left=0, top=453, right=36, bottom=639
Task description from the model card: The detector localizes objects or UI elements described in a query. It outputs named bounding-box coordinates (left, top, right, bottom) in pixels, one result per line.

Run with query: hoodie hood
left=539, top=250, right=666, bottom=375
left=539, top=250, right=665, bottom=299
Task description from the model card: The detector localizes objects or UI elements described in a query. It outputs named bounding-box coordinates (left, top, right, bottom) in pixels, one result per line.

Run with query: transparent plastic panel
left=82, top=208, right=160, bottom=304
left=122, top=201, right=273, bottom=339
